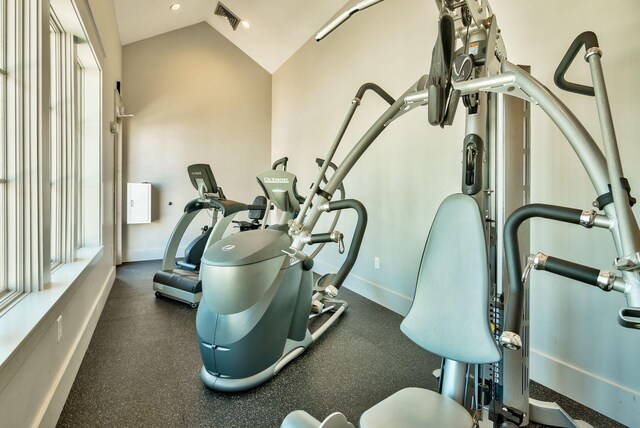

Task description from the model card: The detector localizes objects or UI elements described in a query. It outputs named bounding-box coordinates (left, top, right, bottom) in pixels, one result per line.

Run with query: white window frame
left=75, top=59, right=85, bottom=250
left=0, top=0, right=7, bottom=301
left=49, top=12, right=80, bottom=269
left=0, top=0, right=102, bottom=318
left=48, top=5, right=101, bottom=274
left=0, top=0, right=48, bottom=314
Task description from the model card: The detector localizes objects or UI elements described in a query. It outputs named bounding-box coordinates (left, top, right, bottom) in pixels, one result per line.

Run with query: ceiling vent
left=214, top=2, right=240, bottom=30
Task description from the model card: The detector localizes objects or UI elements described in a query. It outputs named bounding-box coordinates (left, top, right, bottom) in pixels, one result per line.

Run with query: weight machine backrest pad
left=401, top=194, right=500, bottom=364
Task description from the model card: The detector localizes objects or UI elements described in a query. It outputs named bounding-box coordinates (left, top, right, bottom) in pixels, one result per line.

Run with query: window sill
left=0, top=246, right=103, bottom=373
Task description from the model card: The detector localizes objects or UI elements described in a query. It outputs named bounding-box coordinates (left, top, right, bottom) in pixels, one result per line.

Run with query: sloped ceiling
left=113, top=0, right=350, bottom=73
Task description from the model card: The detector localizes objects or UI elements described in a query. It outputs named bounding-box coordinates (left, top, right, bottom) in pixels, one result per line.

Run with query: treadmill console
left=188, top=164, right=218, bottom=199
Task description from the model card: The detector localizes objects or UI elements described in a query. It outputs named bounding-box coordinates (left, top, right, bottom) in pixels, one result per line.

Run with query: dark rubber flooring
left=57, top=261, right=623, bottom=427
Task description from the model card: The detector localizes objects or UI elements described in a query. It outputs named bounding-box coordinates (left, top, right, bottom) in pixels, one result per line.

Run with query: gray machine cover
left=199, top=228, right=292, bottom=315
left=202, top=228, right=291, bottom=267
left=401, top=193, right=500, bottom=364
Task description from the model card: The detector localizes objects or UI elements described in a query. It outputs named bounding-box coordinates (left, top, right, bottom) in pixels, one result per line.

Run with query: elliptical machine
left=195, top=149, right=367, bottom=390
left=153, top=163, right=268, bottom=307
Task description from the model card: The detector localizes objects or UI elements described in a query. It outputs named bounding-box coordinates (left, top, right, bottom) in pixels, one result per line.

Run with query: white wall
left=122, top=23, right=272, bottom=262
left=0, top=0, right=121, bottom=426
left=272, top=0, right=640, bottom=425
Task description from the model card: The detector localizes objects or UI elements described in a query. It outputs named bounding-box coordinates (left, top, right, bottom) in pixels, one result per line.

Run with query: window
left=49, top=8, right=98, bottom=270
left=49, top=15, right=79, bottom=268
left=75, top=60, right=85, bottom=250
left=0, top=0, right=6, bottom=299
left=0, top=0, right=102, bottom=313
left=0, top=0, right=47, bottom=312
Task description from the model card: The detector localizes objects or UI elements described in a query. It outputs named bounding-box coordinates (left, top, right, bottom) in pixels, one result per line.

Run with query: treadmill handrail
left=184, top=197, right=263, bottom=218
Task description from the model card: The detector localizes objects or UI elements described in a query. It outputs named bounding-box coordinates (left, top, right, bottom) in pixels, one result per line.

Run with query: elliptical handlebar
left=272, top=157, right=289, bottom=171
left=307, top=158, right=345, bottom=260
left=319, top=199, right=368, bottom=289
left=293, top=82, right=394, bottom=229
left=355, top=83, right=395, bottom=105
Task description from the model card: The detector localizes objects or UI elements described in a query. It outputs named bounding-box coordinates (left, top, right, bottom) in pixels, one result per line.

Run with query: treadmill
left=153, top=164, right=261, bottom=307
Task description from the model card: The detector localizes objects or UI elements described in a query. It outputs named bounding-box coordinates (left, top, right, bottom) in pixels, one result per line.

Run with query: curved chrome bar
left=500, top=63, right=640, bottom=308
left=455, top=63, right=640, bottom=309
left=468, top=63, right=640, bottom=315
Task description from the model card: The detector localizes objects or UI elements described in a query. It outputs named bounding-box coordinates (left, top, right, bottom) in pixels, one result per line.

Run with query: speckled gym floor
left=57, top=261, right=623, bottom=428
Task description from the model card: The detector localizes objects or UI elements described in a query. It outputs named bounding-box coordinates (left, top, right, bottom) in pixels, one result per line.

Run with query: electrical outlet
left=374, top=257, right=380, bottom=269
left=57, top=315, right=63, bottom=343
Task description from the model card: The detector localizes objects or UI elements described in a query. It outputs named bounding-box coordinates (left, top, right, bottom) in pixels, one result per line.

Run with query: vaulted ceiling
left=113, top=0, right=350, bottom=73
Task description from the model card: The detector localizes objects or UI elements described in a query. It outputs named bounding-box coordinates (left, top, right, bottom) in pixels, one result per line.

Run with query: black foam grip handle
left=554, top=31, right=599, bottom=96
left=504, top=204, right=583, bottom=336
left=544, top=256, right=600, bottom=286
left=354, top=83, right=396, bottom=105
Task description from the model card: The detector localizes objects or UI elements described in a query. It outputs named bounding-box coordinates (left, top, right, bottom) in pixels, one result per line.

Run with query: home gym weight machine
left=281, top=0, right=640, bottom=427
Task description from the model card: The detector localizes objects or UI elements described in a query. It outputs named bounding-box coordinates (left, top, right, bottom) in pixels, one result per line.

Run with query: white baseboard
left=123, top=245, right=186, bottom=263
left=313, top=259, right=412, bottom=316
left=531, top=348, right=640, bottom=427
left=36, top=266, right=116, bottom=427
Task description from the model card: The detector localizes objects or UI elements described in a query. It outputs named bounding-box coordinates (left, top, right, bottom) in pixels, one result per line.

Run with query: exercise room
left=1, top=0, right=638, bottom=427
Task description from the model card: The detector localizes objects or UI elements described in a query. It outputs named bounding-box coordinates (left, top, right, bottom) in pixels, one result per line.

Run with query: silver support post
left=490, top=80, right=532, bottom=424
left=441, top=359, right=468, bottom=405
left=587, top=53, right=640, bottom=255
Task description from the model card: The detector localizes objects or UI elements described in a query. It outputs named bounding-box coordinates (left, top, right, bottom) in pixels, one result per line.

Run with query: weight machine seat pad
left=153, top=271, right=202, bottom=294
left=281, top=410, right=322, bottom=428
left=359, top=387, right=473, bottom=428
left=281, top=411, right=354, bottom=428
left=401, top=194, right=500, bottom=364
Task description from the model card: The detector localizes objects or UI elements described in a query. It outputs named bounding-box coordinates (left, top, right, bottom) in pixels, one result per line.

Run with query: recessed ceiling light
left=170, top=3, right=181, bottom=11
left=241, top=20, right=251, bottom=29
